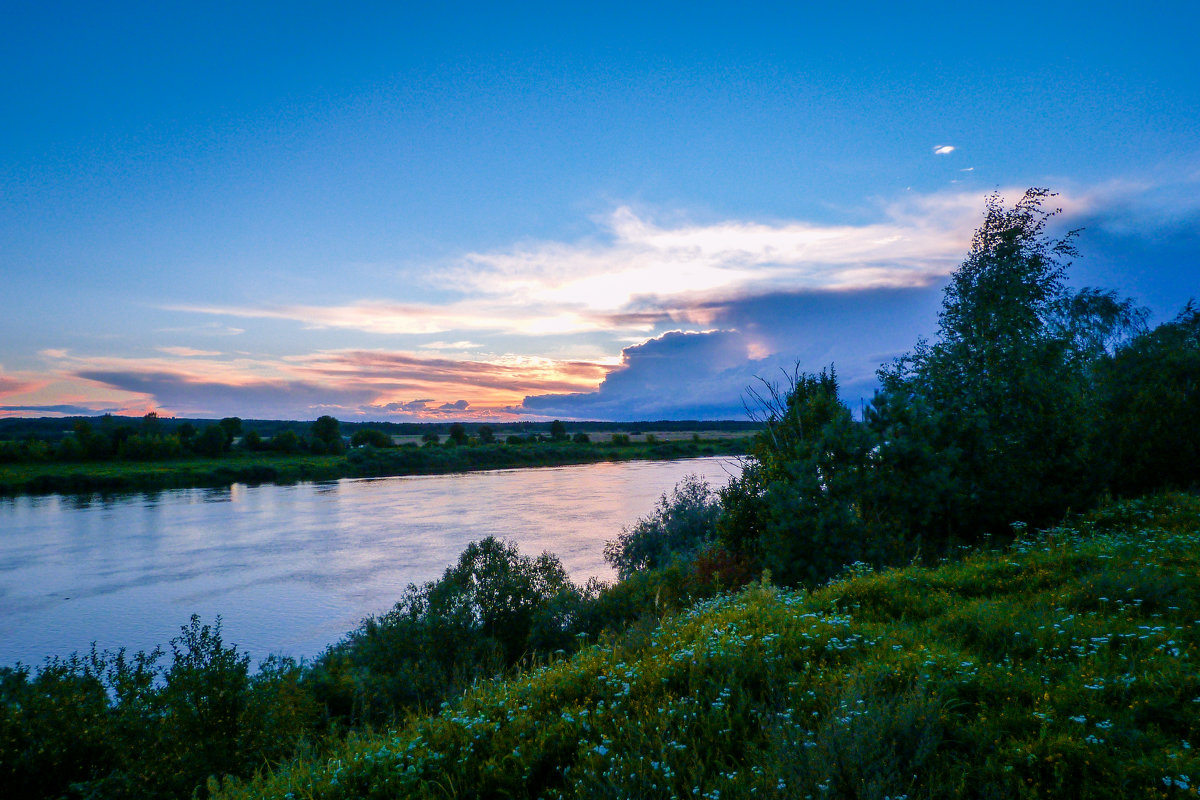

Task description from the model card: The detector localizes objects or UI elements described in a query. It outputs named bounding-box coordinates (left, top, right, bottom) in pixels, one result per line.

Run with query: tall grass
left=215, top=493, right=1200, bottom=799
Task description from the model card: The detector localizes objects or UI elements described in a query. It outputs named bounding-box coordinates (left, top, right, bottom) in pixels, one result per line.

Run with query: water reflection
left=0, top=457, right=740, bottom=667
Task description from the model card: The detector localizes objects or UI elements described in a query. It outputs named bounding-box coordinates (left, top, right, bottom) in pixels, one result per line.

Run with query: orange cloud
left=31, top=347, right=612, bottom=419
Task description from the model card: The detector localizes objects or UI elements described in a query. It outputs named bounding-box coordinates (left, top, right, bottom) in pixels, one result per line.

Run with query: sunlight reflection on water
left=0, top=457, right=741, bottom=666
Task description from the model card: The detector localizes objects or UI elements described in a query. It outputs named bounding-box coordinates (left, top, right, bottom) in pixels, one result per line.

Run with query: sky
left=2, top=2, right=1198, bottom=421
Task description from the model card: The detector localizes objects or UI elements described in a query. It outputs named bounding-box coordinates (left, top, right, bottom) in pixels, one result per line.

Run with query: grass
left=0, top=438, right=751, bottom=497
left=215, top=493, right=1200, bottom=799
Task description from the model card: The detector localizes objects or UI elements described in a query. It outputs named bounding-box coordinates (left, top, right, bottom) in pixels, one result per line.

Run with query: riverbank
left=0, top=437, right=751, bottom=497
left=216, top=492, right=1200, bottom=800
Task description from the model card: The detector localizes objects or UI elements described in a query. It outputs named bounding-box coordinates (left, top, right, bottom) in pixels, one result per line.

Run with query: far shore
left=0, top=435, right=753, bottom=498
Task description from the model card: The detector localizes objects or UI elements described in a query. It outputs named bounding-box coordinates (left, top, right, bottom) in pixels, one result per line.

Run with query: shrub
left=312, top=537, right=582, bottom=725
left=350, top=428, right=393, bottom=448
left=604, top=475, right=722, bottom=579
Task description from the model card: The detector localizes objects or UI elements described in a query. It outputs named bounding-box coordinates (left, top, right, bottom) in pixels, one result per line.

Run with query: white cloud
left=157, top=346, right=222, bottom=357
left=165, top=186, right=1071, bottom=340
left=933, top=145, right=955, bottom=155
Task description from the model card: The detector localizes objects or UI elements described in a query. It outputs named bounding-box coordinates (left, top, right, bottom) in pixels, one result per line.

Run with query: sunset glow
left=2, top=5, right=1197, bottom=421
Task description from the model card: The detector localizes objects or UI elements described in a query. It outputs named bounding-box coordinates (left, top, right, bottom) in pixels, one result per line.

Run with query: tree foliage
left=314, top=537, right=580, bottom=724
left=718, top=188, right=1197, bottom=586
left=604, top=474, right=722, bottom=579
left=310, top=416, right=343, bottom=454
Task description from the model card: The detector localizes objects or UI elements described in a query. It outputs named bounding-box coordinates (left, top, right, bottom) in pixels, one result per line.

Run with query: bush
left=0, top=616, right=315, bottom=800
left=313, top=537, right=582, bottom=725
left=350, top=428, right=393, bottom=448
left=604, top=475, right=722, bottom=579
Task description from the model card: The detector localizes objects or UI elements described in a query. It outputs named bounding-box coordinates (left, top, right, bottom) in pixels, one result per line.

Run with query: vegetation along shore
left=0, top=419, right=755, bottom=497
left=2, top=190, right=1197, bottom=799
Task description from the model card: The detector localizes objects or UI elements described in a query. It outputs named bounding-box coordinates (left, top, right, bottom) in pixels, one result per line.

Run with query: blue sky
left=2, top=2, right=1198, bottom=420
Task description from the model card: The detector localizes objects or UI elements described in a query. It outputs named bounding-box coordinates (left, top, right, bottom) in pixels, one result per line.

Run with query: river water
left=0, top=457, right=740, bottom=668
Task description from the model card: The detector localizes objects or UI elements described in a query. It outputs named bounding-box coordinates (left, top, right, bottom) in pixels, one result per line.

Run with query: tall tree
left=310, top=416, right=343, bottom=454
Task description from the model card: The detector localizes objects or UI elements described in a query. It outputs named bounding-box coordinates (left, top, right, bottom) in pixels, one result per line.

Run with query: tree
left=718, top=367, right=887, bottom=585
left=310, top=416, right=343, bottom=454
left=194, top=424, right=229, bottom=458
left=269, top=430, right=301, bottom=454
left=73, top=419, right=111, bottom=459
left=350, top=428, right=393, bottom=448
left=549, top=420, right=568, bottom=441
left=605, top=475, right=721, bottom=579
left=177, top=422, right=197, bottom=444
left=219, top=417, right=243, bottom=444
left=476, top=425, right=495, bottom=444
left=877, top=188, right=1097, bottom=537
left=1098, top=302, right=1200, bottom=494
left=716, top=189, right=1144, bottom=586
left=316, top=538, right=580, bottom=723
left=447, top=423, right=468, bottom=446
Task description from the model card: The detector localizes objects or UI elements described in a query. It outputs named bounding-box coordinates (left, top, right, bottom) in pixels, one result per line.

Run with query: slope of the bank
left=219, top=493, right=1200, bottom=800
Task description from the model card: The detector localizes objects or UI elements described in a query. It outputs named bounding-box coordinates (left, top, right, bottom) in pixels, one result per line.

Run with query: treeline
left=0, top=415, right=350, bottom=464
left=0, top=415, right=635, bottom=465
left=0, top=415, right=758, bottom=458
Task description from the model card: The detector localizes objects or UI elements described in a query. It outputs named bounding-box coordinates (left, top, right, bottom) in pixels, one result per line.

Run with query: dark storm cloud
left=76, top=370, right=377, bottom=419
left=521, top=285, right=946, bottom=420
left=0, top=404, right=113, bottom=415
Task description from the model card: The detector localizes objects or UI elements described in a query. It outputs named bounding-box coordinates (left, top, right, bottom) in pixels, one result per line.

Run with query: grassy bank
left=217, top=493, right=1200, bottom=800
left=0, top=437, right=750, bottom=497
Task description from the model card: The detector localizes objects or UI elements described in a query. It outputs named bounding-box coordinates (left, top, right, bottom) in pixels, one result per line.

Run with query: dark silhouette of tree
left=219, top=417, right=243, bottom=443
left=350, top=429, right=392, bottom=448
left=194, top=425, right=229, bottom=458
left=310, top=416, right=343, bottom=454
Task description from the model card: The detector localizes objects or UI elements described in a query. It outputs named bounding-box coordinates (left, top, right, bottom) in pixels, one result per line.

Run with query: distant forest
left=0, top=415, right=758, bottom=445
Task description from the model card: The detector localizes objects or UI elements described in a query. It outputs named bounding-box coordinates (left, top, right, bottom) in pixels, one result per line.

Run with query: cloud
left=0, top=374, right=35, bottom=397
left=0, top=404, right=121, bottom=415
left=933, top=145, right=955, bottom=155
left=162, top=190, right=999, bottom=340
left=155, top=322, right=245, bottom=336
left=521, top=284, right=946, bottom=420
left=372, top=399, right=437, bottom=413
left=40, top=347, right=610, bottom=420
left=521, top=330, right=763, bottom=420
left=16, top=180, right=1198, bottom=423
left=157, top=346, right=223, bottom=357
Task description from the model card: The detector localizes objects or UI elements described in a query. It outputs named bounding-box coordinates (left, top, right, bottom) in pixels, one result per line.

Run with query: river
left=0, top=456, right=740, bottom=668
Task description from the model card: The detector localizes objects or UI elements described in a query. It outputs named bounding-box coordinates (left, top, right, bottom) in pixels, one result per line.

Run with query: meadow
left=213, top=493, right=1200, bottom=800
